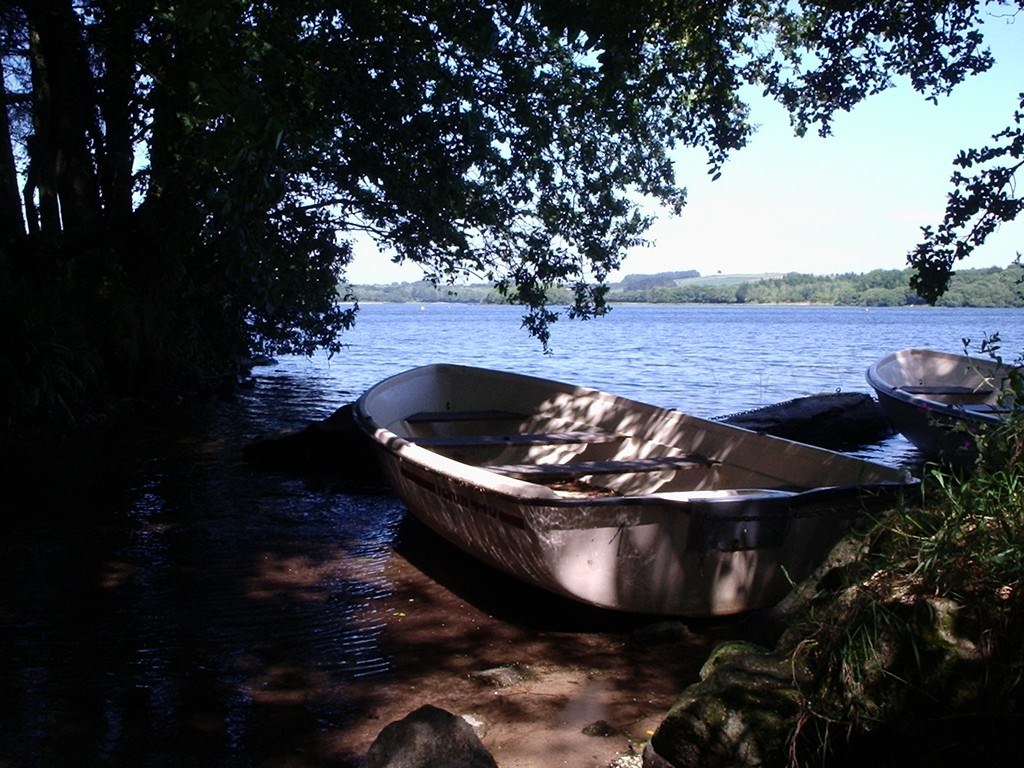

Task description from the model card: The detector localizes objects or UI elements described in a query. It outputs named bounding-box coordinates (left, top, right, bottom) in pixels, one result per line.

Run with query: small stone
left=467, top=663, right=532, bottom=688
left=582, top=719, right=618, bottom=737
left=633, top=620, right=696, bottom=645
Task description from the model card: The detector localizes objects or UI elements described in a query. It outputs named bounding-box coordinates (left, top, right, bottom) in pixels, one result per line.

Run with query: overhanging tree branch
left=911, top=91, right=1024, bottom=302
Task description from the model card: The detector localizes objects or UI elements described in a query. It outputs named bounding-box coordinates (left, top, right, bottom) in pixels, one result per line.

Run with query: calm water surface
left=3, top=304, right=1023, bottom=766
left=277, top=303, right=1024, bottom=462
left=295, top=303, right=1024, bottom=410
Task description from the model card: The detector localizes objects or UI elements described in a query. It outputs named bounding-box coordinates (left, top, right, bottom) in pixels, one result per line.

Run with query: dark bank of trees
left=613, top=265, right=1024, bottom=306
left=1, top=1, right=1021, bottom=430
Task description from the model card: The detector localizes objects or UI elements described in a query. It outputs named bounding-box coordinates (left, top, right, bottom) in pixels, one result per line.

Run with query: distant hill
left=609, top=271, right=785, bottom=290
left=350, top=269, right=784, bottom=294
left=613, top=270, right=700, bottom=291
left=347, top=265, right=1024, bottom=308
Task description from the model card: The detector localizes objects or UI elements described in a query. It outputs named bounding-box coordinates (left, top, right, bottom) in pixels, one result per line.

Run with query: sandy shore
left=326, top=518, right=767, bottom=767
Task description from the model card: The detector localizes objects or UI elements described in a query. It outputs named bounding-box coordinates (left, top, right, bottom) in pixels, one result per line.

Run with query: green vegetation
left=354, top=264, right=1024, bottom=307
left=776, top=351, right=1024, bottom=764
left=627, top=265, right=1024, bottom=306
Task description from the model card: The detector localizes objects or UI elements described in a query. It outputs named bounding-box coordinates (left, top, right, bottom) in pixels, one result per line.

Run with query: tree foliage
left=0, top=1, right=1020, bottom=426
left=911, top=92, right=1024, bottom=300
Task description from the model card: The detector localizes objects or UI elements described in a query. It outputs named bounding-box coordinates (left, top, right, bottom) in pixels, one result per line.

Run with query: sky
left=346, top=14, right=1024, bottom=284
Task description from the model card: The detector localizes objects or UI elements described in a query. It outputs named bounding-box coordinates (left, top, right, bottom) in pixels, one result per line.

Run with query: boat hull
left=866, top=348, right=1015, bottom=461
left=357, top=364, right=914, bottom=616
left=378, top=451, right=892, bottom=615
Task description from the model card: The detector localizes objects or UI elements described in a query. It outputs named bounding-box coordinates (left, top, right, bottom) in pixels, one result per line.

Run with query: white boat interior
left=365, top=364, right=903, bottom=503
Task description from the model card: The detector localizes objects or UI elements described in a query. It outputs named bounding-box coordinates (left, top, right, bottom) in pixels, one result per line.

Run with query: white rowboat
left=355, top=364, right=914, bottom=616
left=866, top=347, right=1018, bottom=461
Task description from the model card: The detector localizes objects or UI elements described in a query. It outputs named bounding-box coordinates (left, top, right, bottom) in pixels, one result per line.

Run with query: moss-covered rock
left=644, top=535, right=1019, bottom=768
left=645, top=641, right=810, bottom=768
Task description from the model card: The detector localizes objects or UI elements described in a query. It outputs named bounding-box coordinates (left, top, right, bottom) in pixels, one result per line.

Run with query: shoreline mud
left=331, top=517, right=768, bottom=767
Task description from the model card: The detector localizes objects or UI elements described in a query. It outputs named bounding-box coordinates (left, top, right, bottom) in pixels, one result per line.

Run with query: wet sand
left=327, top=518, right=767, bottom=767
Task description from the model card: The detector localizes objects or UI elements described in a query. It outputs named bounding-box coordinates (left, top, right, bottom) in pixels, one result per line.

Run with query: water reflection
left=0, top=392, right=409, bottom=766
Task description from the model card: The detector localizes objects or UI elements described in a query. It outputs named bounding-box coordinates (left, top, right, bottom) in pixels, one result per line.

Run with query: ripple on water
left=0, top=415, right=412, bottom=766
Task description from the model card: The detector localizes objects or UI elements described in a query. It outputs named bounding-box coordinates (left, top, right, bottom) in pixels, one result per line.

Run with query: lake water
left=261, top=302, right=1024, bottom=464
left=3, top=303, right=1022, bottom=766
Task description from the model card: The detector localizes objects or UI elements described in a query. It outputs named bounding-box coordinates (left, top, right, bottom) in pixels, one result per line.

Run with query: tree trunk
left=0, top=57, right=25, bottom=240
left=95, top=0, right=140, bottom=220
left=24, top=22, right=60, bottom=236
left=25, top=0, right=102, bottom=234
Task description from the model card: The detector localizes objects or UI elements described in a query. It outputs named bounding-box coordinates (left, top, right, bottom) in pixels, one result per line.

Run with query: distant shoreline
left=347, top=264, right=1024, bottom=309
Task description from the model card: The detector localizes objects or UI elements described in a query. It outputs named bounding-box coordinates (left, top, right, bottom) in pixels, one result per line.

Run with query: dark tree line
left=1, top=1, right=1020, bottom=429
left=354, top=265, right=1024, bottom=306
left=631, top=265, right=1024, bottom=306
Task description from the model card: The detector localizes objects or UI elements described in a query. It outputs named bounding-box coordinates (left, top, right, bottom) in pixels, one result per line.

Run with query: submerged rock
left=364, top=705, right=498, bottom=768
left=582, top=719, right=620, bottom=737
left=467, top=663, right=535, bottom=688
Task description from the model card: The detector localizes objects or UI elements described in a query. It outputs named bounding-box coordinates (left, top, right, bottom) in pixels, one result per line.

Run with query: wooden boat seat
left=406, top=409, right=527, bottom=423
left=410, top=431, right=619, bottom=448
left=486, top=454, right=715, bottom=480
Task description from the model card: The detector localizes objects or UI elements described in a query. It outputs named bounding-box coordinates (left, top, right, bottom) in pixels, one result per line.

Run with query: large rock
left=364, top=705, right=498, bottom=768
left=643, top=536, right=1013, bottom=768
left=644, top=641, right=811, bottom=768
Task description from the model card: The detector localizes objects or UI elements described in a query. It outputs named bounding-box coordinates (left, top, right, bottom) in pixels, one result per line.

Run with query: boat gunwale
left=866, top=347, right=1016, bottom=427
left=356, top=363, right=915, bottom=513
left=357, top=363, right=919, bottom=615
